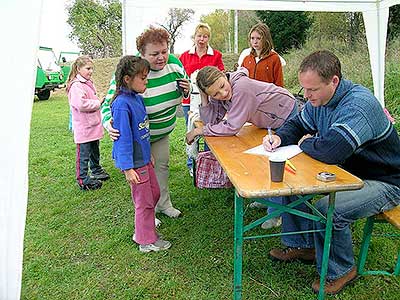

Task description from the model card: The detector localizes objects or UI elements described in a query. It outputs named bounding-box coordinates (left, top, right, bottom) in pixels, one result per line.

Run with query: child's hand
left=186, top=127, right=202, bottom=145
left=124, top=169, right=140, bottom=184
left=150, top=155, right=155, bottom=167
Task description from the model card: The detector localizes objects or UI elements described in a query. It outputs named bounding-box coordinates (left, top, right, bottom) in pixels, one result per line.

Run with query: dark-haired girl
left=111, top=55, right=171, bottom=252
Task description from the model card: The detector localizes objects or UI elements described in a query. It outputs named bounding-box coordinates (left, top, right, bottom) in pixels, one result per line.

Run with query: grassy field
left=24, top=40, right=400, bottom=299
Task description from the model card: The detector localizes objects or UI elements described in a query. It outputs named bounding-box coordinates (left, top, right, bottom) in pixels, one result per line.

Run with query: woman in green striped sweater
left=101, top=27, right=191, bottom=219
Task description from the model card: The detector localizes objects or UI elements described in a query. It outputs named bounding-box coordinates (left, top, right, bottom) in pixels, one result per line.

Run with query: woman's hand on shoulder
left=199, top=90, right=209, bottom=107
left=107, top=119, right=120, bottom=141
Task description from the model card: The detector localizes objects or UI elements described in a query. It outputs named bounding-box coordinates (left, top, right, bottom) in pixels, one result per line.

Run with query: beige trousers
left=151, top=135, right=173, bottom=212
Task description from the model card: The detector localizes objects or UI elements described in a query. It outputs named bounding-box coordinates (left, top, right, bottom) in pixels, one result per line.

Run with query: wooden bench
left=379, top=205, right=400, bottom=229
left=358, top=205, right=400, bottom=276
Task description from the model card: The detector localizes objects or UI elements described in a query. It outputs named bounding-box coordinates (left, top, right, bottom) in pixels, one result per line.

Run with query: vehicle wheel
left=37, top=89, right=51, bottom=100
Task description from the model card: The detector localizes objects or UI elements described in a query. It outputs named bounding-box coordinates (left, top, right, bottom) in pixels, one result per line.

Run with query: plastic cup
left=269, top=154, right=286, bottom=182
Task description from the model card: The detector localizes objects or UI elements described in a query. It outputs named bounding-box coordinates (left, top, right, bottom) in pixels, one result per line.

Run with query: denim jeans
left=76, top=140, right=102, bottom=185
left=183, top=105, right=193, bottom=169
left=281, top=180, right=400, bottom=280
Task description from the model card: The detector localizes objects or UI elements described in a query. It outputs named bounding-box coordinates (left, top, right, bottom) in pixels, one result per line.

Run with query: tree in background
left=67, top=0, right=122, bottom=58
left=256, top=11, right=312, bottom=53
left=388, top=5, right=400, bottom=40
left=161, top=8, right=194, bottom=53
left=201, top=10, right=231, bottom=52
left=237, top=11, right=260, bottom=52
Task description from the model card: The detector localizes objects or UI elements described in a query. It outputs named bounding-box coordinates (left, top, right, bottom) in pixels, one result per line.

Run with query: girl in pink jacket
left=67, top=56, right=109, bottom=190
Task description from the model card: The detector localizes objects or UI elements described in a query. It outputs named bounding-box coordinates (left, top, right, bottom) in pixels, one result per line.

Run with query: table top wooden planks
left=203, top=125, right=364, bottom=198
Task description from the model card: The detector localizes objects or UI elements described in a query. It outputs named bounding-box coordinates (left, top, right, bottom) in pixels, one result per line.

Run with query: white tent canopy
left=124, top=0, right=399, bottom=106
left=1, top=0, right=398, bottom=299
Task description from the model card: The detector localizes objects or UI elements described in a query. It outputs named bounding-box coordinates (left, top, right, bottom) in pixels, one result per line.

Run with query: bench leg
left=357, top=216, right=375, bottom=275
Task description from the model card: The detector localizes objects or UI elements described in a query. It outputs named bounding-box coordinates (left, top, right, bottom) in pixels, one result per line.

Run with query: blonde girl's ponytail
left=66, top=55, right=93, bottom=92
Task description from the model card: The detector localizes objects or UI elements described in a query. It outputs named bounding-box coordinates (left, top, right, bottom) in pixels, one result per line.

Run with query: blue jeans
left=76, top=140, right=102, bottom=185
left=183, top=105, right=193, bottom=169
left=281, top=180, right=400, bottom=280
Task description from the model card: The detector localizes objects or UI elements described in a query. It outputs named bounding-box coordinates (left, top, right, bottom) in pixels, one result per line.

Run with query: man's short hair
left=299, top=50, right=342, bottom=83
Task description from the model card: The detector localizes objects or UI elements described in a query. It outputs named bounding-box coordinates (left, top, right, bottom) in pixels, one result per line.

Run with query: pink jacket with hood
left=68, top=74, right=104, bottom=143
left=200, top=67, right=296, bottom=136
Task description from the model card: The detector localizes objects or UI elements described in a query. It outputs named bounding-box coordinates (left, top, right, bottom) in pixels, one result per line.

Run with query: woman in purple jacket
left=186, top=66, right=297, bottom=229
left=186, top=66, right=296, bottom=141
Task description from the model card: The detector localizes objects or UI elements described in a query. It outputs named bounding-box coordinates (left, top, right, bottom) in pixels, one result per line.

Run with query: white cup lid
left=269, top=153, right=286, bottom=162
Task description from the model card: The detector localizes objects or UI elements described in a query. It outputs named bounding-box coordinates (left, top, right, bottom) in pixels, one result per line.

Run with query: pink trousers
left=130, top=163, right=160, bottom=245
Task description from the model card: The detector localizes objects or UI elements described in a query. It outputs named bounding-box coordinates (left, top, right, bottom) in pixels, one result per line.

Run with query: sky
left=39, top=0, right=213, bottom=57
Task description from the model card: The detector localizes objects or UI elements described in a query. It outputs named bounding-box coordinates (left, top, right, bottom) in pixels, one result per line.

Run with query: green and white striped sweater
left=101, top=54, right=190, bottom=142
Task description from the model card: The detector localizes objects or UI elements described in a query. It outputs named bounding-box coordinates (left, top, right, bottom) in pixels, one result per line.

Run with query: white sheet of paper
left=244, top=144, right=303, bottom=159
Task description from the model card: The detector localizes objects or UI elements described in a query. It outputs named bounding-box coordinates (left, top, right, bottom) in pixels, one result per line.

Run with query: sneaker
left=158, top=207, right=181, bottom=218
left=139, top=239, right=171, bottom=253
left=79, top=179, right=102, bottom=191
left=269, top=247, right=316, bottom=264
left=189, top=168, right=193, bottom=177
left=312, top=266, right=358, bottom=295
left=249, top=201, right=268, bottom=209
left=261, top=217, right=282, bottom=229
left=132, top=230, right=163, bottom=243
left=92, top=170, right=110, bottom=181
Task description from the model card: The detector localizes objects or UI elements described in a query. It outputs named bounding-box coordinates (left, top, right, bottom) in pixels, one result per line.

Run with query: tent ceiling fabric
left=123, top=0, right=399, bottom=106
left=125, top=0, right=395, bottom=12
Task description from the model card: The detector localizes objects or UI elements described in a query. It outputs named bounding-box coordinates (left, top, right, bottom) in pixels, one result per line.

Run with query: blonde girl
left=67, top=56, right=109, bottom=190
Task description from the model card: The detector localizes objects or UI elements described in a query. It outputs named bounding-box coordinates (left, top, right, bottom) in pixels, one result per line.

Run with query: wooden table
left=203, top=125, right=364, bottom=300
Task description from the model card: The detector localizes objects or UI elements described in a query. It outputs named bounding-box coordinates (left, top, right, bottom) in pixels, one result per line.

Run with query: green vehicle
left=35, top=46, right=68, bottom=100
left=57, top=51, right=81, bottom=82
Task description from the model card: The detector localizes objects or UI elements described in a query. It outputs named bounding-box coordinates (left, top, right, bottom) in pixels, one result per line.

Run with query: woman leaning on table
left=185, top=66, right=297, bottom=230
left=101, top=26, right=191, bottom=219
left=186, top=66, right=296, bottom=144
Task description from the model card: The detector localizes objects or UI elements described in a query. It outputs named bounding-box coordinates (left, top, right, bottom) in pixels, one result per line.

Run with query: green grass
left=23, top=40, right=400, bottom=299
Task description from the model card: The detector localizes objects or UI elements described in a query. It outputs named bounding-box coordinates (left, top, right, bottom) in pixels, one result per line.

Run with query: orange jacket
left=241, top=51, right=284, bottom=87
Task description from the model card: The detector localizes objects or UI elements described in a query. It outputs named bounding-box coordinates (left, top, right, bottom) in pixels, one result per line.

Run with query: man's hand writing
left=262, top=134, right=281, bottom=152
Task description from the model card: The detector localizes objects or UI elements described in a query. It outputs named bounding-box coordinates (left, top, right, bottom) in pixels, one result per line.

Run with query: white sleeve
left=237, top=48, right=251, bottom=66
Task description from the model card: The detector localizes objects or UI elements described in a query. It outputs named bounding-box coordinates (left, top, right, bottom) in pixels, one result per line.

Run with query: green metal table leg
left=318, top=192, right=336, bottom=300
left=357, top=216, right=375, bottom=275
left=394, top=249, right=400, bottom=275
left=234, top=191, right=244, bottom=300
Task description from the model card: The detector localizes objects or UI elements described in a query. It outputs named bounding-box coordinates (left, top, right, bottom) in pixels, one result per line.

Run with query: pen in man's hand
left=267, top=127, right=273, bottom=145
